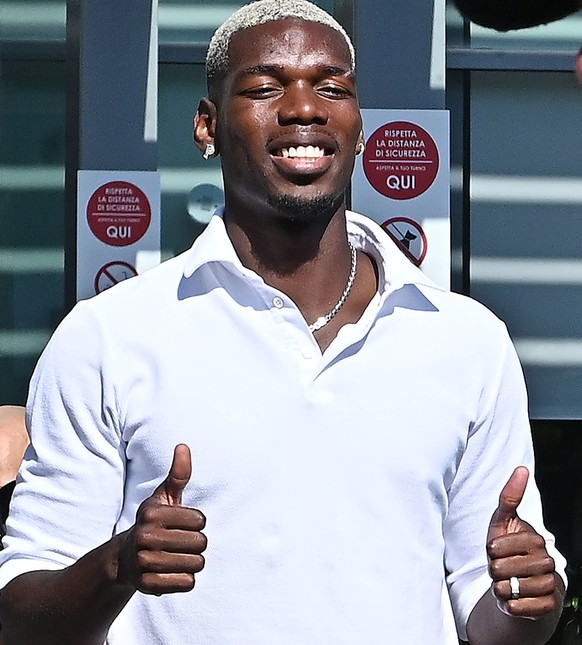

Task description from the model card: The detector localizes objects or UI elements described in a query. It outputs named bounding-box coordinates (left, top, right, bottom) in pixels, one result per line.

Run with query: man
left=0, top=1, right=567, bottom=643
left=452, top=0, right=581, bottom=30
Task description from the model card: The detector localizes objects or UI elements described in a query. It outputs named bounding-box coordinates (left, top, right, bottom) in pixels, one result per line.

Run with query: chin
left=267, top=193, right=340, bottom=223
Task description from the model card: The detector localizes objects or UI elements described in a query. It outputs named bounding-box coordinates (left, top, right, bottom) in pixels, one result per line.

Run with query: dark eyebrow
left=242, top=64, right=284, bottom=76
left=240, top=64, right=352, bottom=77
left=323, top=65, right=351, bottom=77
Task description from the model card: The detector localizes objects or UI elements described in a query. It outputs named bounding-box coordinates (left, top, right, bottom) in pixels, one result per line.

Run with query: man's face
left=211, top=18, right=362, bottom=221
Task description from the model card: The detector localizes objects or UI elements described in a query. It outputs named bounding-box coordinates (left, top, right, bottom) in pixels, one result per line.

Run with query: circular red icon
left=381, top=217, right=428, bottom=267
left=87, top=181, right=151, bottom=247
left=363, top=121, right=439, bottom=200
left=94, top=260, right=138, bottom=294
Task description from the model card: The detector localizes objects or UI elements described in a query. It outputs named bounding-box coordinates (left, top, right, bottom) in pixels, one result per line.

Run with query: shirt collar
left=345, top=210, right=443, bottom=295
left=183, top=207, right=246, bottom=279
left=182, top=207, right=444, bottom=295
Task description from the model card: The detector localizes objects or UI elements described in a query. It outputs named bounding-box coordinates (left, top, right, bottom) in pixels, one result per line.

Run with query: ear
left=193, top=98, right=218, bottom=154
left=356, top=130, right=365, bottom=155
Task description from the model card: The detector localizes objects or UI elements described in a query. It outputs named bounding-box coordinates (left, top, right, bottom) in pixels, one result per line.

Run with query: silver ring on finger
left=510, top=576, right=520, bottom=600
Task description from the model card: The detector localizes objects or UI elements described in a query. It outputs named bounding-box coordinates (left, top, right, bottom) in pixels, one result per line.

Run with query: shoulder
left=68, top=249, right=193, bottom=332
left=348, top=210, right=510, bottom=342
left=40, top=250, right=191, bottom=366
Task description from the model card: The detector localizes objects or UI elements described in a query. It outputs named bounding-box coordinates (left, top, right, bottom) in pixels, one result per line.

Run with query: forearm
left=466, top=575, right=565, bottom=645
left=0, top=531, right=135, bottom=645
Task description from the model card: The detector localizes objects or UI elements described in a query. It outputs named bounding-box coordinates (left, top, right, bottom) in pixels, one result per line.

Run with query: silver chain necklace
left=308, top=242, right=358, bottom=333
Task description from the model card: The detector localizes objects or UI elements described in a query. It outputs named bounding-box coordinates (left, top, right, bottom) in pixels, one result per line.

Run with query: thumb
left=152, top=444, right=192, bottom=506
left=488, top=466, right=529, bottom=541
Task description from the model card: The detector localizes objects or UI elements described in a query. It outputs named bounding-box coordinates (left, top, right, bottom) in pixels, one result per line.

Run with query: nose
left=277, top=81, right=328, bottom=126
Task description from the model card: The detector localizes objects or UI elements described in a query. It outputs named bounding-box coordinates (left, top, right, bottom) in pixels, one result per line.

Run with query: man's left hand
left=487, top=466, right=560, bottom=618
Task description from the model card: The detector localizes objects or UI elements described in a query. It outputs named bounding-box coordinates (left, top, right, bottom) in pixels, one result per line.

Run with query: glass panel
left=158, top=0, right=336, bottom=43
left=159, top=0, right=246, bottom=43
left=0, top=1, right=66, bottom=42
left=0, top=61, right=66, bottom=404
left=470, top=12, right=582, bottom=52
left=447, top=0, right=582, bottom=53
left=445, top=0, right=466, bottom=48
left=158, top=63, right=222, bottom=257
left=469, top=70, right=582, bottom=419
left=0, top=1, right=337, bottom=45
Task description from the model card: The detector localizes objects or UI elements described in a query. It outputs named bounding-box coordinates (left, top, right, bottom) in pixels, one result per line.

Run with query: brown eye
left=241, top=85, right=281, bottom=99
left=317, top=84, right=351, bottom=98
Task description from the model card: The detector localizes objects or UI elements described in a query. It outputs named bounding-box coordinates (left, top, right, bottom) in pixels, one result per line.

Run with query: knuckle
left=489, top=559, right=503, bottom=579
left=540, top=555, right=555, bottom=572
left=197, top=532, right=208, bottom=552
left=134, top=528, right=157, bottom=551
left=136, top=549, right=153, bottom=570
left=542, top=573, right=557, bottom=593
left=492, top=581, right=505, bottom=599
left=545, top=555, right=555, bottom=570
left=505, top=599, right=521, bottom=615
left=527, top=533, right=545, bottom=552
left=196, top=511, right=207, bottom=530
left=487, top=542, right=499, bottom=558
left=140, top=505, right=160, bottom=525
left=194, top=554, right=205, bottom=572
left=139, top=572, right=162, bottom=594
left=550, top=596, right=560, bottom=612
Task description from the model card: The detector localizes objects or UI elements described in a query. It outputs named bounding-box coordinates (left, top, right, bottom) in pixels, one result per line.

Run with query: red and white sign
left=363, top=120, right=439, bottom=201
left=87, top=180, right=151, bottom=247
left=94, top=260, right=138, bottom=294
left=381, top=217, right=428, bottom=267
left=352, top=109, right=450, bottom=287
left=77, top=170, right=160, bottom=301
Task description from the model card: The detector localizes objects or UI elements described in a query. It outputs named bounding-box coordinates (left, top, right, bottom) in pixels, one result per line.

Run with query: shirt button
left=273, top=296, right=284, bottom=309
left=302, top=348, right=314, bottom=360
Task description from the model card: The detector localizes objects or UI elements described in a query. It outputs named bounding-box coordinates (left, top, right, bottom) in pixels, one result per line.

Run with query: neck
left=223, top=200, right=353, bottom=318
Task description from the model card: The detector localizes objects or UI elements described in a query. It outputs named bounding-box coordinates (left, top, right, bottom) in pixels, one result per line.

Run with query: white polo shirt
left=0, top=211, right=565, bottom=644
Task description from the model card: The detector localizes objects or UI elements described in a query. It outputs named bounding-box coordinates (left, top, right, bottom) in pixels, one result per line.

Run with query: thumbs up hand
left=487, top=467, right=559, bottom=618
left=118, top=444, right=207, bottom=595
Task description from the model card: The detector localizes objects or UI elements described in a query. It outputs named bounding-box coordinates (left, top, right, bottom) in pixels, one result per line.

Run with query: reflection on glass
left=447, top=0, right=582, bottom=53
left=0, top=0, right=338, bottom=45
left=159, top=1, right=246, bottom=43
left=159, top=64, right=223, bottom=256
left=0, top=61, right=66, bottom=403
left=471, top=12, right=582, bottom=52
left=0, top=1, right=66, bottom=41
left=158, top=0, right=335, bottom=42
left=469, top=71, right=582, bottom=418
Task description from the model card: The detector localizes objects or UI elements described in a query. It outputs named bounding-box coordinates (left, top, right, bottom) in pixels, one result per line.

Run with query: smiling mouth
left=274, top=145, right=331, bottom=159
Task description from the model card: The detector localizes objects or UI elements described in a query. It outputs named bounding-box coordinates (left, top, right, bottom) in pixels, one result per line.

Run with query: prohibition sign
left=381, top=217, right=428, bottom=267
left=364, top=121, right=440, bottom=200
left=87, top=181, right=151, bottom=247
left=94, top=260, right=138, bottom=294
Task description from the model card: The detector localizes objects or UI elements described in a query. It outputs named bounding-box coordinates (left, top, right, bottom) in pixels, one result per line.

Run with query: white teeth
left=279, top=146, right=325, bottom=159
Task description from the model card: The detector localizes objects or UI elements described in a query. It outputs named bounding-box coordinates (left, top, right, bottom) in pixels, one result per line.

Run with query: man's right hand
left=118, top=444, right=207, bottom=595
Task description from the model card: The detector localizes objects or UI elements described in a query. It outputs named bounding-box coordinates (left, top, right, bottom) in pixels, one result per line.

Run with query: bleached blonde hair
left=206, top=0, right=355, bottom=88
